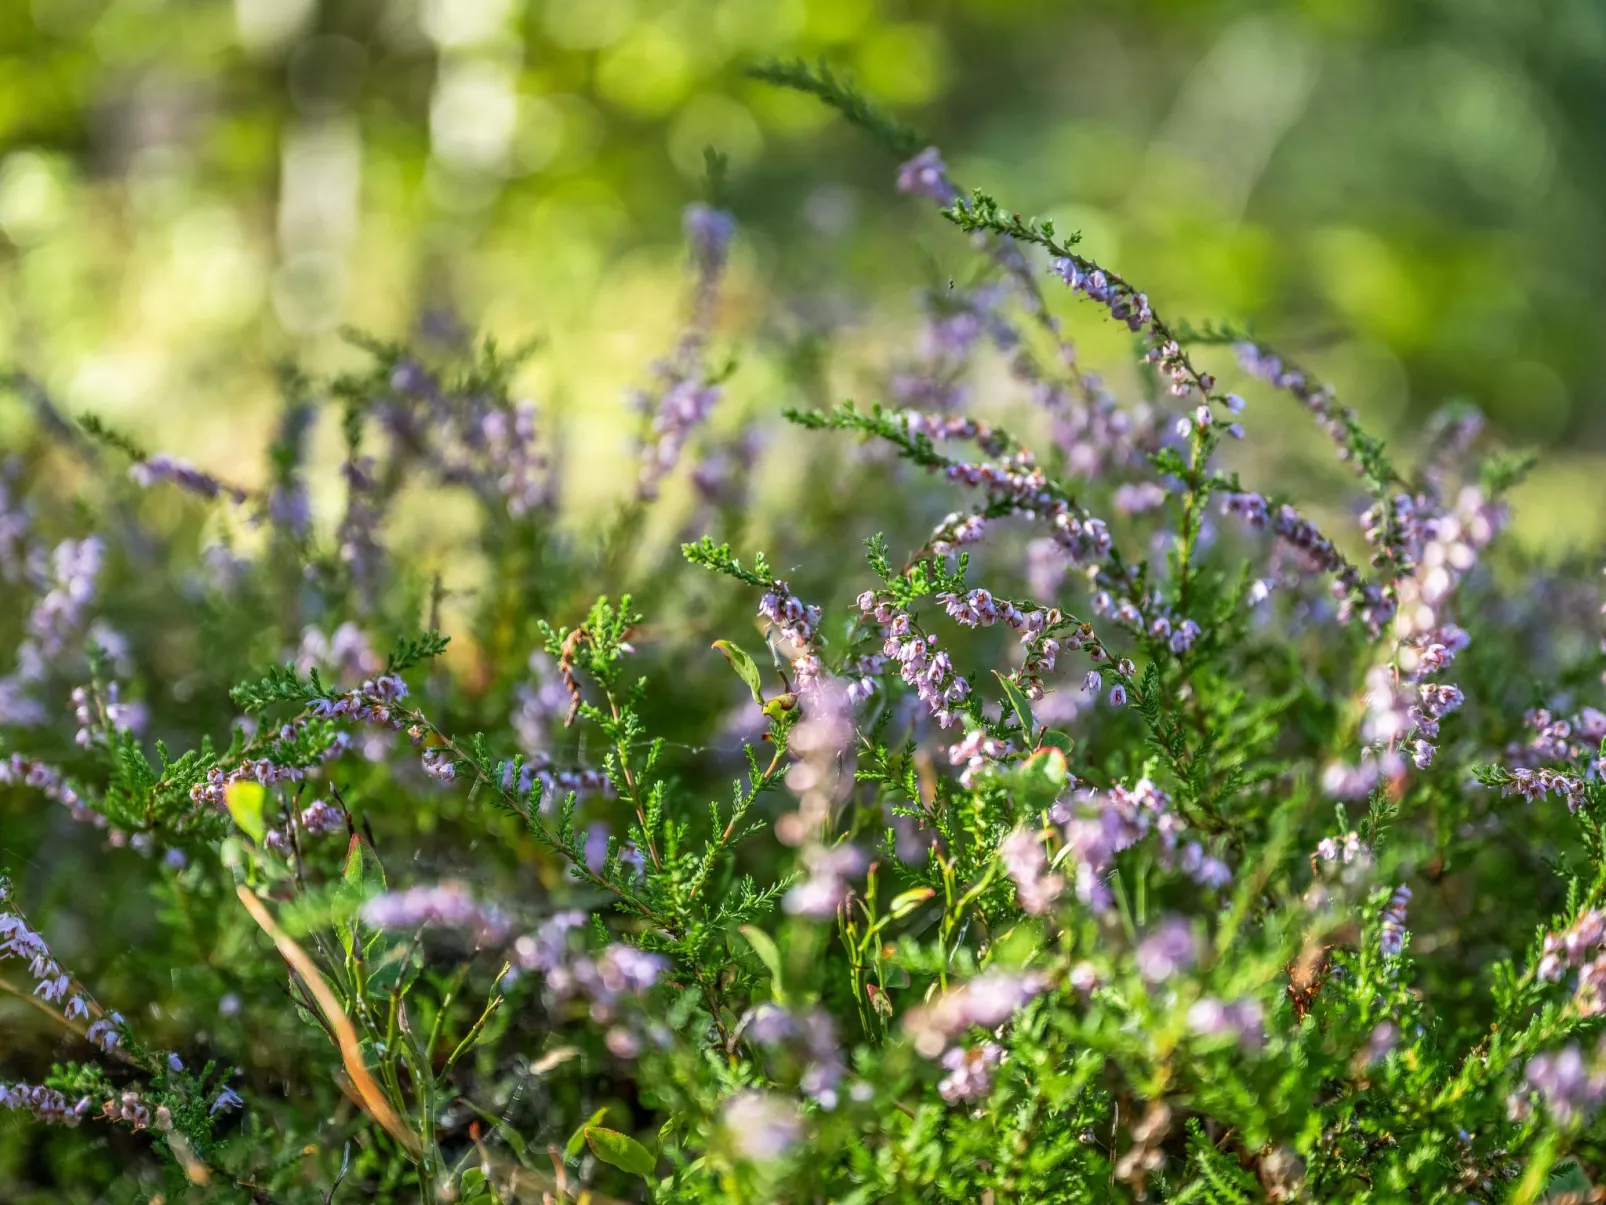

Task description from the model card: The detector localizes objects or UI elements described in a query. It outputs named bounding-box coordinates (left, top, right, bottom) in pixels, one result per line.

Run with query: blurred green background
left=3, top=0, right=1605, bottom=551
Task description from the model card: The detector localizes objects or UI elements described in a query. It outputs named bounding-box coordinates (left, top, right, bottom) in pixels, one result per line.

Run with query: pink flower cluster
left=0, top=1083, right=91, bottom=1127
left=744, top=1003, right=848, bottom=1107
left=508, top=910, right=667, bottom=1049
left=1508, top=706, right=1606, bottom=771
left=947, top=729, right=1013, bottom=788
left=1234, top=342, right=1358, bottom=465
left=896, top=147, right=958, bottom=205
left=928, top=511, right=988, bottom=559
left=1220, top=493, right=1392, bottom=635
left=1537, top=909, right=1606, bottom=1015
left=1187, top=996, right=1265, bottom=1049
left=938, top=1041, right=1003, bottom=1103
left=1379, top=886, right=1412, bottom=958
left=934, top=588, right=1063, bottom=698
left=262, top=797, right=346, bottom=855
left=759, top=580, right=824, bottom=686
left=998, top=827, right=1065, bottom=915
left=1056, top=779, right=1229, bottom=913
left=859, top=592, right=970, bottom=728
left=361, top=882, right=511, bottom=943
left=904, top=970, right=1047, bottom=1058
left=0, top=879, right=125, bottom=1053
left=941, top=453, right=1112, bottom=566
left=896, top=410, right=1010, bottom=457
left=783, top=842, right=866, bottom=919
left=0, top=754, right=101, bottom=827
left=1517, top=1044, right=1606, bottom=1126
left=1497, top=766, right=1589, bottom=810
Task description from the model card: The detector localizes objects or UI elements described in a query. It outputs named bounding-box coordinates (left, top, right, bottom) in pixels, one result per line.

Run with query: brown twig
left=235, top=885, right=423, bottom=1159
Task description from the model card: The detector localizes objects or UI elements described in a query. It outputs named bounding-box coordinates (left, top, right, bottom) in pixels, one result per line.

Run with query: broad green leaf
left=565, top=1107, right=610, bottom=1161
left=342, top=834, right=386, bottom=894
left=712, top=639, right=765, bottom=705
left=1036, top=729, right=1074, bottom=756
left=336, top=835, right=387, bottom=956
left=223, top=781, right=266, bottom=843
left=585, top=1126, right=656, bottom=1178
left=993, top=671, right=1036, bottom=738
left=1021, top=747, right=1070, bottom=790
left=739, top=924, right=786, bottom=1001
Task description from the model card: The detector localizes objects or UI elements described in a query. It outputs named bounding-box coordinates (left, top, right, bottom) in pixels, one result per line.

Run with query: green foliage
left=6, top=55, right=1606, bottom=1205
left=748, top=58, right=926, bottom=159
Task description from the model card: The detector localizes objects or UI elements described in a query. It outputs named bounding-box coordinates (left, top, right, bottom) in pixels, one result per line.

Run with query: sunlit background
left=3, top=0, right=1605, bottom=552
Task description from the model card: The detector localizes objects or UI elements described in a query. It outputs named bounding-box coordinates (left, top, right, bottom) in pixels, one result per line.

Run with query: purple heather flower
left=896, top=147, right=958, bottom=204
left=130, top=455, right=248, bottom=504
left=904, top=971, right=1046, bottom=1058
left=938, top=1041, right=1002, bottom=1103
left=783, top=843, right=865, bottom=918
left=682, top=202, right=735, bottom=272
left=1379, top=885, right=1412, bottom=958
left=1366, top=1021, right=1399, bottom=1064
left=1524, top=1045, right=1606, bottom=1125
left=722, top=1092, right=803, bottom=1162
left=1136, top=917, right=1198, bottom=983
left=360, top=883, right=509, bottom=942
left=999, top=827, right=1065, bottom=915
left=1188, top=996, right=1264, bottom=1049
left=0, top=1082, right=92, bottom=1127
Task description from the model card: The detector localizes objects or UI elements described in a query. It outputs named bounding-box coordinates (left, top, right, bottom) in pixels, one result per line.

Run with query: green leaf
left=1036, top=729, right=1074, bottom=756
left=712, top=639, right=765, bottom=706
left=223, top=781, right=266, bottom=843
left=1548, top=1160, right=1594, bottom=1196
left=342, top=833, right=385, bottom=894
left=584, top=1126, right=656, bottom=1178
left=1020, top=747, right=1071, bottom=792
left=993, top=671, right=1036, bottom=739
left=565, top=1107, right=609, bottom=1161
left=337, top=835, right=386, bottom=956
left=888, top=887, right=935, bottom=919
left=739, top=924, right=786, bottom=1001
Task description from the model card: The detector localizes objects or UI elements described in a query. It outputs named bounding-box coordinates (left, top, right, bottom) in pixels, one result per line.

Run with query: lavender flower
left=1187, top=996, right=1264, bottom=1049
left=1522, top=1045, right=1606, bottom=1125
left=0, top=754, right=103, bottom=827
left=360, top=882, right=510, bottom=942
left=129, top=455, right=249, bottom=504
left=1056, top=778, right=1226, bottom=911
left=896, top=147, right=958, bottom=205
left=947, top=729, right=1012, bottom=788
left=635, top=203, right=737, bottom=500
left=722, top=1091, right=803, bottom=1162
left=938, top=1041, right=1002, bottom=1103
left=998, top=827, right=1064, bottom=915
left=904, top=970, right=1046, bottom=1058
left=777, top=676, right=855, bottom=844
left=782, top=843, right=865, bottom=918
left=1, top=879, right=125, bottom=1050
left=0, top=1083, right=92, bottom=1127
left=1136, top=917, right=1198, bottom=983
left=1379, top=885, right=1412, bottom=957
left=742, top=1004, right=847, bottom=1107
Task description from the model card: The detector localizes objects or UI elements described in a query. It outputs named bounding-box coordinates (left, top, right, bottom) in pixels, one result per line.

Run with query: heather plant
left=6, top=64, right=1606, bottom=1205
